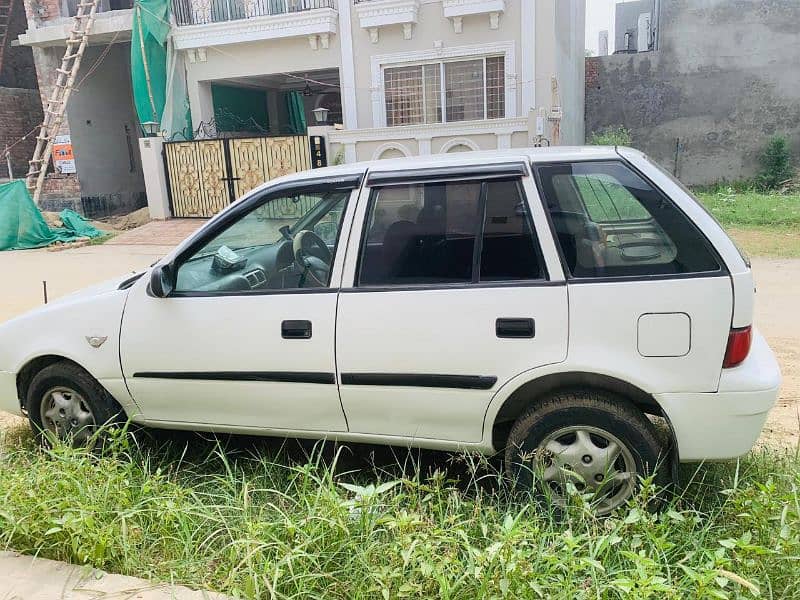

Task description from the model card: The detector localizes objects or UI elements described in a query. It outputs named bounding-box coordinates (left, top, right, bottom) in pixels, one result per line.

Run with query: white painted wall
left=138, top=136, right=171, bottom=220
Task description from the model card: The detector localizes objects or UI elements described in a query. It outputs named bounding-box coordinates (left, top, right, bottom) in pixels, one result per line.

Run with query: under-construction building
left=16, top=0, right=145, bottom=216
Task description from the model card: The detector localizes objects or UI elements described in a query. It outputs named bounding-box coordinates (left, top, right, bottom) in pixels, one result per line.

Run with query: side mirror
left=149, top=263, right=175, bottom=298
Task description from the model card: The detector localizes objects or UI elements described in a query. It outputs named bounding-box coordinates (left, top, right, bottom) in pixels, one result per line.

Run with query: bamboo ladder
left=25, top=0, right=102, bottom=204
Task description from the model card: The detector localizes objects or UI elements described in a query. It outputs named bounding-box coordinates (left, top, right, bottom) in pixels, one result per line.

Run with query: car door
left=335, top=164, right=569, bottom=443
left=120, top=174, right=362, bottom=432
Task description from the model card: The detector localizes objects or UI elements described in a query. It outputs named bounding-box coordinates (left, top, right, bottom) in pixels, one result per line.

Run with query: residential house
left=174, top=0, right=585, bottom=162
left=16, top=0, right=585, bottom=217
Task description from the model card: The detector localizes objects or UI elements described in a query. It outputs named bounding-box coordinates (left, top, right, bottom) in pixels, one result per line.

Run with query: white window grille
left=384, top=55, right=505, bottom=127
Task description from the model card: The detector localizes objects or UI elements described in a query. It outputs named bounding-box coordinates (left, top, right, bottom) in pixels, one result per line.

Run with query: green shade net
left=212, top=83, right=269, bottom=132
left=131, top=0, right=170, bottom=131
left=285, top=90, right=307, bottom=134
left=0, top=180, right=104, bottom=251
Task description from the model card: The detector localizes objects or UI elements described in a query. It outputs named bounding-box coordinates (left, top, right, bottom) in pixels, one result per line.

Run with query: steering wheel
left=293, top=230, right=332, bottom=286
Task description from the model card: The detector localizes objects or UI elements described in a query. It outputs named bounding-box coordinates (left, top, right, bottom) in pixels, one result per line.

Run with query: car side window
left=357, top=176, right=544, bottom=286
left=174, top=189, right=350, bottom=294
left=480, top=180, right=543, bottom=281
left=536, top=161, right=720, bottom=278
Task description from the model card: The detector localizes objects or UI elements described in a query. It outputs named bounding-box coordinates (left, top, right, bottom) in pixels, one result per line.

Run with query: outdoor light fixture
left=312, top=107, right=330, bottom=124
left=141, top=121, right=160, bottom=137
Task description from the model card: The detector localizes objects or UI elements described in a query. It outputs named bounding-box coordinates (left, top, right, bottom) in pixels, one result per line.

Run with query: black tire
left=26, top=361, right=125, bottom=446
left=504, top=389, right=668, bottom=515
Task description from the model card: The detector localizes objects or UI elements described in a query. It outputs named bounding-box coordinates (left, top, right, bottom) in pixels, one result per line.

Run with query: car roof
left=239, top=146, right=626, bottom=203
left=283, top=146, right=622, bottom=182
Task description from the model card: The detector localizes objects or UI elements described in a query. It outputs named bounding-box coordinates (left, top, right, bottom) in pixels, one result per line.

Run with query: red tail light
left=723, top=326, right=752, bottom=368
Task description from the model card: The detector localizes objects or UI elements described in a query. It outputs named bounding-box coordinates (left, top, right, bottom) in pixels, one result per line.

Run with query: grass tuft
left=1, top=426, right=799, bottom=598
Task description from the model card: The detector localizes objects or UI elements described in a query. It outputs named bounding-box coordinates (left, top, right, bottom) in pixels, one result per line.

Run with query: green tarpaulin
left=0, top=180, right=104, bottom=251
left=131, top=0, right=170, bottom=130
left=131, top=0, right=191, bottom=138
left=286, top=90, right=307, bottom=134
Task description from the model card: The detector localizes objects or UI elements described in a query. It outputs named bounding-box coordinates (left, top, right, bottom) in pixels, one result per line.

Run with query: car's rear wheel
left=504, top=390, right=667, bottom=516
left=26, top=361, right=124, bottom=446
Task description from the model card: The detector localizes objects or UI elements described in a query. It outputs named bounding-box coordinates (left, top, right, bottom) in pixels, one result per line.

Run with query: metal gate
left=164, top=134, right=324, bottom=218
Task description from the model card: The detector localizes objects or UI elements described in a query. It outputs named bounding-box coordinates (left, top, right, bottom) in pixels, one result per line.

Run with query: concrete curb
left=0, top=551, right=231, bottom=599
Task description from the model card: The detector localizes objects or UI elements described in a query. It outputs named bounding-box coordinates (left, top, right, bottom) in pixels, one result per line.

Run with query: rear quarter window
left=536, top=161, right=722, bottom=279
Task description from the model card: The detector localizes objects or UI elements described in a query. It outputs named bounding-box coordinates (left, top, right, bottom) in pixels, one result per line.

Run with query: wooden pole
left=136, top=4, right=159, bottom=124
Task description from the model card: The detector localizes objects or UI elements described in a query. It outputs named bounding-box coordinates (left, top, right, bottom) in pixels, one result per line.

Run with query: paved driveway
left=0, top=242, right=797, bottom=448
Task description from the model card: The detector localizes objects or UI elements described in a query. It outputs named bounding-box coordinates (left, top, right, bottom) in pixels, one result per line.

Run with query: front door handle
left=496, top=318, right=535, bottom=339
left=282, top=320, right=312, bottom=339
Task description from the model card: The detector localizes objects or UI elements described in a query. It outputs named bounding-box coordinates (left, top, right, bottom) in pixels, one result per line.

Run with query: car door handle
left=282, top=320, right=312, bottom=339
left=496, top=318, right=535, bottom=339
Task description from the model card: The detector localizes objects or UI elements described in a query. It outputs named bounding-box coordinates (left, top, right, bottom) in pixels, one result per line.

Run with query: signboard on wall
left=309, top=136, right=327, bottom=169
left=53, top=135, right=76, bottom=174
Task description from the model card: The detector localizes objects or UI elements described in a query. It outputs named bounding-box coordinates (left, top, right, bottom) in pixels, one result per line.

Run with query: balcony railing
left=173, top=0, right=336, bottom=26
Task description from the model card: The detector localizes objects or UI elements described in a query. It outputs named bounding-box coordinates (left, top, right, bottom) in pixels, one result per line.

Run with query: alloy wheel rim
left=39, top=386, right=96, bottom=444
left=534, top=425, right=637, bottom=515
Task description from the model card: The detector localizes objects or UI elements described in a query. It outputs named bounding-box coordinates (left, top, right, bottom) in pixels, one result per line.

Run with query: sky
left=585, top=0, right=640, bottom=56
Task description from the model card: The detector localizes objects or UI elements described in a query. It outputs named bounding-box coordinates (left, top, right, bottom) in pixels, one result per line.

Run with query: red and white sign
left=53, top=134, right=76, bottom=174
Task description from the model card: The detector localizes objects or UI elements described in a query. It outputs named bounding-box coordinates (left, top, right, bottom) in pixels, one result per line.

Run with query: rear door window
left=536, top=161, right=721, bottom=278
left=357, top=176, right=545, bottom=286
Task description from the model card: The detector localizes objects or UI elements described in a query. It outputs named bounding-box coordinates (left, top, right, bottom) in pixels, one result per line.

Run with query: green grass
left=693, top=190, right=800, bottom=258
left=694, top=190, right=800, bottom=228
left=1, top=425, right=799, bottom=599
left=86, top=232, right=116, bottom=246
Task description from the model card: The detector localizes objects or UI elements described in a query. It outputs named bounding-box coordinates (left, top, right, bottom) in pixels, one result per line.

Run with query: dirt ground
left=749, top=258, right=799, bottom=449
left=0, top=245, right=797, bottom=450
left=42, top=207, right=152, bottom=234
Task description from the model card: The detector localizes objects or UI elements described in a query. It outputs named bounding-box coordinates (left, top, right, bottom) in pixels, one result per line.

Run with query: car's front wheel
left=26, top=361, right=124, bottom=446
left=504, top=390, right=667, bottom=516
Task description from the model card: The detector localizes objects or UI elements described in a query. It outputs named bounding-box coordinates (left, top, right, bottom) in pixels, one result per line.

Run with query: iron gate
left=164, top=134, right=326, bottom=218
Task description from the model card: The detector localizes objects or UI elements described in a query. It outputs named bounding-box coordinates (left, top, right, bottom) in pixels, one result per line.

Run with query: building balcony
left=17, top=3, right=134, bottom=47
left=171, top=0, right=338, bottom=50
left=442, top=0, right=505, bottom=31
left=353, top=0, right=419, bottom=42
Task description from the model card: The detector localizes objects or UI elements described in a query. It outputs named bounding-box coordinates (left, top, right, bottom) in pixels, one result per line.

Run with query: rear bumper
left=0, top=371, right=22, bottom=417
left=656, top=332, right=781, bottom=461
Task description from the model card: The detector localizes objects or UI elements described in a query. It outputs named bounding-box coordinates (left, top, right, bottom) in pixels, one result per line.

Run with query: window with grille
left=384, top=56, right=505, bottom=127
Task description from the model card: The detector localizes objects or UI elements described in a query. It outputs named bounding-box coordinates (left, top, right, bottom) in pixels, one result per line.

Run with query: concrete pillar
left=418, top=137, right=432, bottom=155
left=138, top=136, right=171, bottom=220
left=307, top=125, right=335, bottom=167
left=344, top=142, right=357, bottom=164
left=188, top=80, right=214, bottom=132
left=266, top=91, right=281, bottom=134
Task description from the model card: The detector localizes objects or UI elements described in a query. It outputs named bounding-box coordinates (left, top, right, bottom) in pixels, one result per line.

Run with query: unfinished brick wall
left=585, top=57, right=599, bottom=91
left=0, top=87, right=43, bottom=178
left=22, top=0, right=64, bottom=26
left=0, top=0, right=38, bottom=88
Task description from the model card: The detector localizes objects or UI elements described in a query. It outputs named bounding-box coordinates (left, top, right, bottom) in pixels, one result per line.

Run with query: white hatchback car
left=0, top=147, right=781, bottom=512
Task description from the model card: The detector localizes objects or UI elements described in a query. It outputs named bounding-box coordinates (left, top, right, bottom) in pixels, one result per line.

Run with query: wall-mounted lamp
left=141, top=121, right=160, bottom=137
left=312, top=107, right=330, bottom=125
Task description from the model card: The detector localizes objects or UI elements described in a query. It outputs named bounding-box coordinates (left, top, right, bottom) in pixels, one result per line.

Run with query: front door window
left=174, top=189, right=349, bottom=293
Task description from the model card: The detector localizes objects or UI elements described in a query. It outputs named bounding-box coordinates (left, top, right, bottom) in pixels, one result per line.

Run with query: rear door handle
left=282, top=320, right=312, bottom=339
left=496, top=318, right=535, bottom=338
